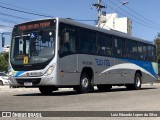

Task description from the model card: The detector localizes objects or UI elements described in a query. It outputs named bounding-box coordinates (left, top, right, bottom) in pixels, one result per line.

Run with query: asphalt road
left=0, top=84, right=160, bottom=120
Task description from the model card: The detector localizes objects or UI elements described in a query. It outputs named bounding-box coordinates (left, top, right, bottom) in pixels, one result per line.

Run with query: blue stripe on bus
left=118, top=58, right=158, bottom=79
left=14, top=71, right=26, bottom=77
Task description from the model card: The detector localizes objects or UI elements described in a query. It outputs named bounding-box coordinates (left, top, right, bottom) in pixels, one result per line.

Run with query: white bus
left=8, top=18, right=158, bottom=94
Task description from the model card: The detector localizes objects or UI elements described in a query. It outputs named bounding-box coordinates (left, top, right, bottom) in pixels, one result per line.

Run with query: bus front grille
left=16, top=78, right=41, bottom=85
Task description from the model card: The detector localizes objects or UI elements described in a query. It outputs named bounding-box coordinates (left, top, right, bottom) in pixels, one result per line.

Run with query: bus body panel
left=57, top=54, right=79, bottom=86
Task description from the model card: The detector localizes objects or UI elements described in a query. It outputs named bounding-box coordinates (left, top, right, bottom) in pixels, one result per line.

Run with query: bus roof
left=15, top=17, right=154, bottom=45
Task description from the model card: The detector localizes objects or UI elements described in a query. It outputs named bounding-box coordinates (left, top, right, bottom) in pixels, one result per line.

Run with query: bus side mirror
left=2, top=36, right=5, bottom=47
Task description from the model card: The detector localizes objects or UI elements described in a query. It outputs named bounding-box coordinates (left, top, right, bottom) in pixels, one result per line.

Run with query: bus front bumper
left=9, top=75, right=57, bottom=87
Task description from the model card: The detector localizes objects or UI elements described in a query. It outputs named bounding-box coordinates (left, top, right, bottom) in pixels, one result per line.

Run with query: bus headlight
left=44, top=66, right=55, bottom=76
left=8, top=71, right=13, bottom=76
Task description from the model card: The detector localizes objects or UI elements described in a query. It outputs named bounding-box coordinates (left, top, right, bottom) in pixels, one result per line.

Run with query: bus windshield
left=11, top=29, right=55, bottom=65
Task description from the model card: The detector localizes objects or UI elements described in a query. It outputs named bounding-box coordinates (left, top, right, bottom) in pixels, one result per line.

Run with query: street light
left=102, top=1, right=129, bottom=28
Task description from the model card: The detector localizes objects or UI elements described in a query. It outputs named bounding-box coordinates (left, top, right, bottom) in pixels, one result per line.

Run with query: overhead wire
left=104, top=0, right=160, bottom=31
left=0, top=1, right=97, bottom=27
left=0, top=1, right=52, bottom=18
left=109, top=0, right=160, bottom=29
left=0, top=12, right=30, bottom=21
left=0, top=24, right=13, bottom=28
left=0, top=17, right=18, bottom=24
left=3, top=0, right=157, bottom=30
left=0, top=2, right=52, bottom=29
left=0, top=5, right=53, bottom=18
left=116, top=0, right=160, bottom=27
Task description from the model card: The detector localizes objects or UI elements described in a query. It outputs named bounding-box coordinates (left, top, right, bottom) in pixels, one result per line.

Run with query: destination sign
left=18, top=21, right=52, bottom=31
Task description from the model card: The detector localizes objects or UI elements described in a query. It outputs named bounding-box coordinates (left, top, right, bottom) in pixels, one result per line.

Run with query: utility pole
left=91, top=0, right=106, bottom=27
left=0, top=32, right=11, bottom=47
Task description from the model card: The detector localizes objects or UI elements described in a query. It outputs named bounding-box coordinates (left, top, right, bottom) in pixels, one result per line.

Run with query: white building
left=100, top=13, right=132, bottom=35
left=3, top=45, right=10, bottom=53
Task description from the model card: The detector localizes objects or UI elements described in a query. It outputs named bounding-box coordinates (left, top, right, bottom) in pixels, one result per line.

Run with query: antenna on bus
left=91, top=0, right=106, bottom=27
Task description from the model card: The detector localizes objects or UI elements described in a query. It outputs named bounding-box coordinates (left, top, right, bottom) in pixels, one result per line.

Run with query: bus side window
left=97, top=34, right=113, bottom=56
left=114, top=38, right=120, bottom=56
left=147, top=45, right=156, bottom=61
left=147, top=45, right=152, bottom=60
left=143, top=44, right=148, bottom=60
left=87, top=31, right=96, bottom=54
left=97, top=33, right=106, bottom=55
left=60, top=32, right=76, bottom=56
left=114, top=37, right=125, bottom=57
left=137, top=42, right=143, bottom=60
left=59, top=25, right=76, bottom=57
left=127, top=40, right=138, bottom=59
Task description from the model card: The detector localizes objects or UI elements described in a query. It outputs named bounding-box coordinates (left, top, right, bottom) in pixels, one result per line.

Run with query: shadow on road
left=14, top=87, right=157, bottom=96
left=14, top=91, right=78, bottom=96
left=109, top=87, right=157, bottom=92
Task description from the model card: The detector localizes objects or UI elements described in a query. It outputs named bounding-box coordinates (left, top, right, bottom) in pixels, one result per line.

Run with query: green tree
left=0, top=52, right=9, bottom=72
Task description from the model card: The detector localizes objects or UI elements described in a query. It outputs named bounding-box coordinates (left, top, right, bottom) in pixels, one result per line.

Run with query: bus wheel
left=39, top=86, right=53, bottom=95
left=126, top=73, right=142, bottom=90
left=0, top=81, right=3, bottom=86
left=76, top=73, right=91, bottom=94
left=97, top=84, right=112, bottom=92
left=134, top=73, right=142, bottom=90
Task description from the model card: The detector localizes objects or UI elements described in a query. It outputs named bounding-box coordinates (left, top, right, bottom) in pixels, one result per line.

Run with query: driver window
left=59, top=24, right=76, bottom=57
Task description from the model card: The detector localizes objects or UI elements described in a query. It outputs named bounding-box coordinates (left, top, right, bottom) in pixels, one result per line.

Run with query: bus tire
left=76, top=73, right=91, bottom=94
left=39, top=86, right=53, bottom=95
left=97, top=84, right=112, bottom=92
left=0, top=81, right=3, bottom=86
left=126, top=73, right=142, bottom=90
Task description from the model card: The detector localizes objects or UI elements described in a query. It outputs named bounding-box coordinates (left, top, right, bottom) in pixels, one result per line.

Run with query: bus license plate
left=24, top=82, right=32, bottom=86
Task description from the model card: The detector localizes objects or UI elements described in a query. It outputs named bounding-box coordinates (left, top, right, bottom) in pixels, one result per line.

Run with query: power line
left=102, top=0, right=160, bottom=31
left=116, top=0, right=160, bottom=27
left=0, top=12, right=30, bottom=21
left=0, top=1, right=97, bottom=23
left=0, top=5, right=53, bottom=18
left=107, top=0, right=160, bottom=30
left=109, top=0, right=160, bottom=29
left=0, top=17, right=19, bottom=24
left=0, top=1, right=96, bottom=27
left=0, top=24, right=13, bottom=28
left=107, top=4, right=160, bottom=31
left=0, top=1, right=52, bottom=18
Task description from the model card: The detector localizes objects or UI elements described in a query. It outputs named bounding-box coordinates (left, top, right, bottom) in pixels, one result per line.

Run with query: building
left=100, top=13, right=132, bottom=35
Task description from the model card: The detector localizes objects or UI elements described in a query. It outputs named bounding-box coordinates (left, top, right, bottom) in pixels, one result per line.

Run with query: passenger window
left=97, top=33, right=113, bottom=56
left=126, top=40, right=138, bottom=59
left=142, top=44, right=147, bottom=60
left=87, top=31, right=97, bottom=53
left=148, top=45, right=156, bottom=61
left=79, top=29, right=88, bottom=53
left=114, top=37, right=125, bottom=57
left=79, top=29, right=96, bottom=54
left=137, top=42, right=143, bottom=59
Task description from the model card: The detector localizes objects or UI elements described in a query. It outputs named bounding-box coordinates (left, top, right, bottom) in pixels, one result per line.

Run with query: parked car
left=0, top=72, right=10, bottom=85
